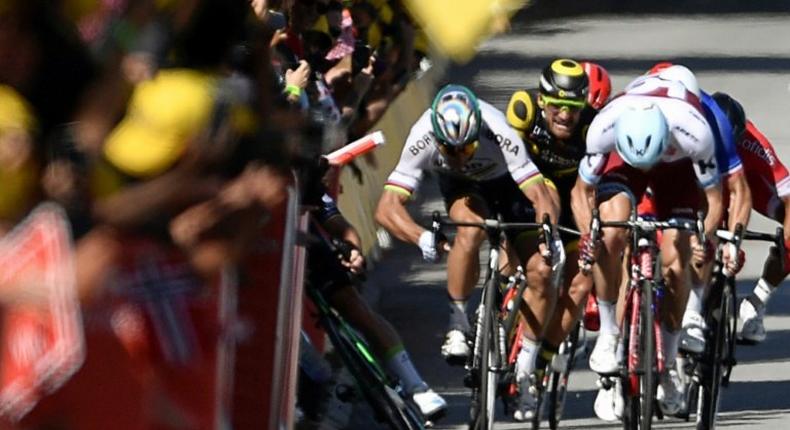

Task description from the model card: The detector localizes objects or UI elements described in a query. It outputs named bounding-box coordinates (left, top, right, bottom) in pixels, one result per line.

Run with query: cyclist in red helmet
left=581, top=61, right=612, bottom=111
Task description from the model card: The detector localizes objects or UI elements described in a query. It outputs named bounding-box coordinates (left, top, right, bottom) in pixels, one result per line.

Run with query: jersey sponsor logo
left=696, top=157, right=717, bottom=175
left=408, top=133, right=435, bottom=156
left=494, top=133, right=519, bottom=156
left=688, top=108, right=707, bottom=126
left=738, top=137, right=776, bottom=166
left=673, top=126, right=700, bottom=143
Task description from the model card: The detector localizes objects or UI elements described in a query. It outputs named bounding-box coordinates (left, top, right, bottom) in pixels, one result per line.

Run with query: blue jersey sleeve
left=316, top=193, right=342, bottom=223
left=700, top=91, right=743, bottom=176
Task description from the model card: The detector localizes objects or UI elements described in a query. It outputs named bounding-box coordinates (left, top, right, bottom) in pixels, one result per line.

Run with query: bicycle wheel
left=470, top=278, right=499, bottom=430
left=531, top=371, right=545, bottom=430
left=324, top=312, right=425, bottom=430
left=547, top=322, right=581, bottom=430
left=639, top=280, right=656, bottom=430
left=697, top=279, right=732, bottom=430
left=622, top=281, right=655, bottom=430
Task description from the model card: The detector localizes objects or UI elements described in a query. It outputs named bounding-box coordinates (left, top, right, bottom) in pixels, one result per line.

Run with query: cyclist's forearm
left=324, top=215, right=362, bottom=249
left=375, top=191, right=423, bottom=244
left=571, top=178, right=595, bottom=234
left=726, top=172, right=752, bottom=231
left=703, top=185, right=724, bottom=237
left=523, top=181, right=559, bottom=225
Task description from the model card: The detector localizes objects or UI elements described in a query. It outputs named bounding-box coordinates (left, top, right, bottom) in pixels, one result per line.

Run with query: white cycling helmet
left=614, top=103, right=669, bottom=170
left=657, top=64, right=700, bottom=98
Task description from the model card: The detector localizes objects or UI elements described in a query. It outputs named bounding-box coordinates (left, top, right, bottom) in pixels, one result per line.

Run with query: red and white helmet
left=647, top=62, right=701, bottom=98
left=581, top=61, right=612, bottom=110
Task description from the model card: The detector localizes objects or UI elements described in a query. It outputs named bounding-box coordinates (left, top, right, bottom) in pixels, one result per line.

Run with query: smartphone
left=352, top=43, right=372, bottom=75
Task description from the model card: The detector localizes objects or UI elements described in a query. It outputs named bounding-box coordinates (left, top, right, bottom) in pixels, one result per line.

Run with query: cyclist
left=374, top=85, right=559, bottom=400
left=578, top=61, right=611, bottom=332
left=303, top=159, right=448, bottom=419
left=626, top=64, right=752, bottom=356
left=505, top=58, right=602, bottom=420
left=572, top=70, right=723, bottom=416
left=581, top=61, right=612, bottom=111
left=708, top=93, right=790, bottom=344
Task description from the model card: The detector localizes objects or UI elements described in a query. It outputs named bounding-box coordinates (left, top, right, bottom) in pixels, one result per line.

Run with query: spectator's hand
left=341, top=248, right=366, bottom=274
left=269, top=28, right=288, bottom=48
left=285, top=60, right=311, bottom=89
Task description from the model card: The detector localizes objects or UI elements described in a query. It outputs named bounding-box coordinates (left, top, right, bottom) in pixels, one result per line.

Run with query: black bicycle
left=545, top=320, right=586, bottom=430
left=431, top=212, right=568, bottom=430
left=305, top=221, right=425, bottom=430
left=680, top=225, right=785, bottom=430
left=589, top=209, right=703, bottom=430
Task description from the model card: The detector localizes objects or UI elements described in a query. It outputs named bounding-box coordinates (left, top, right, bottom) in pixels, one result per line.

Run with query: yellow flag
left=403, top=0, right=529, bottom=63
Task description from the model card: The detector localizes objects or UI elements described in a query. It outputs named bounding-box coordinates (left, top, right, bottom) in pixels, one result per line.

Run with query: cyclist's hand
left=578, top=233, right=599, bottom=275
left=690, top=235, right=715, bottom=267
left=418, top=230, right=448, bottom=262
left=722, top=245, right=745, bottom=276
left=341, top=248, right=366, bottom=275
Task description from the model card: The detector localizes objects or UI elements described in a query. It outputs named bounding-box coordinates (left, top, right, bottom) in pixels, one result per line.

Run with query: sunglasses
left=438, top=141, right=478, bottom=158
left=540, top=95, right=586, bottom=113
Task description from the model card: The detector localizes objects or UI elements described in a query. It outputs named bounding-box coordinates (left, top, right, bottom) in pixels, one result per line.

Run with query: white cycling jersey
left=384, top=100, right=543, bottom=197
left=579, top=77, right=720, bottom=189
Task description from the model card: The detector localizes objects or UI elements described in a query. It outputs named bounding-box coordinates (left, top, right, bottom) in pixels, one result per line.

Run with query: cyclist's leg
left=652, top=160, right=701, bottom=415
left=544, top=248, right=591, bottom=347
left=310, top=243, right=447, bottom=415
left=741, top=202, right=789, bottom=342
left=588, top=190, right=632, bottom=375
left=438, top=174, right=490, bottom=359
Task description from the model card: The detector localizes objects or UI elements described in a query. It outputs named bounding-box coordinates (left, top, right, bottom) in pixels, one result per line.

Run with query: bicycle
left=499, top=247, right=588, bottom=430
left=545, top=320, right=587, bottom=430
left=305, top=219, right=425, bottom=430
left=589, top=208, right=703, bottom=430
left=430, top=212, right=567, bottom=430
left=679, top=225, right=785, bottom=430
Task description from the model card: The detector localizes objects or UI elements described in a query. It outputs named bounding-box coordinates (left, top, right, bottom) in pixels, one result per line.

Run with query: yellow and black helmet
left=539, top=59, right=589, bottom=101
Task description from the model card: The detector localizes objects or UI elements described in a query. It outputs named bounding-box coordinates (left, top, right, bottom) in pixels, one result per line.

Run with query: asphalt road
left=365, top=13, right=790, bottom=430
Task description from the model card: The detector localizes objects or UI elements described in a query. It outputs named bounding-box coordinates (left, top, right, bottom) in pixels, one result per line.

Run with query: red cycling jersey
left=733, top=121, right=790, bottom=220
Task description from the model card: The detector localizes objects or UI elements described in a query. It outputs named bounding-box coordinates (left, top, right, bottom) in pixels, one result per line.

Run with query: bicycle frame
left=431, top=211, right=562, bottom=430
left=304, top=215, right=425, bottom=430
left=687, top=225, right=783, bottom=430
left=590, top=209, right=702, bottom=430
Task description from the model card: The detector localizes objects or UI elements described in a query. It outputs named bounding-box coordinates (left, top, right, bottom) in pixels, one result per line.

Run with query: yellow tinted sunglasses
left=540, top=94, right=587, bottom=112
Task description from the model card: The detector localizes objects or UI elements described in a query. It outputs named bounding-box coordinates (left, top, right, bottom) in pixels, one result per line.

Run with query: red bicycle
left=590, top=209, right=703, bottom=430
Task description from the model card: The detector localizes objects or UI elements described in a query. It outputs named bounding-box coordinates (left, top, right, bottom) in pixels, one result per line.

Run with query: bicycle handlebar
left=431, top=211, right=554, bottom=250
left=716, top=225, right=785, bottom=276
left=590, top=209, right=704, bottom=238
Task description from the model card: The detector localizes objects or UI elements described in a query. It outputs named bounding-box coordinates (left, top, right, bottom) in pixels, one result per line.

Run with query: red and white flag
left=0, top=203, right=84, bottom=421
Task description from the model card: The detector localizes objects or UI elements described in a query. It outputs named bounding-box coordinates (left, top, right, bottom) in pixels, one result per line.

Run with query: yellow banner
left=403, top=0, right=530, bottom=62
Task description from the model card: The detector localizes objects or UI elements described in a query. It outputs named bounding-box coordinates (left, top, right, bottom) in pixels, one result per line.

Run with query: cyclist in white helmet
left=375, top=85, right=560, bottom=390
left=571, top=73, right=723, bottom=418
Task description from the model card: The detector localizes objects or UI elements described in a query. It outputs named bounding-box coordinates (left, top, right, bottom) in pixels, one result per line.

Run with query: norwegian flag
left=0, top=203, right=84, bottom=422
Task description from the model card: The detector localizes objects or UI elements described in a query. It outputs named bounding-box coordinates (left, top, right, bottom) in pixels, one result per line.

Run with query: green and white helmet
left=430, top=84, right=481, bottom=150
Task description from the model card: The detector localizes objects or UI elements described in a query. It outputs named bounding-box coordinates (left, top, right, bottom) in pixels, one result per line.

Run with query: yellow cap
left=0, top=85, right=36, bottom=134
left=104, top=69, right=217, bottom=178
left=311, top=14, right=331, bottom=35
left=367, top=21, right=382, bottom=48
